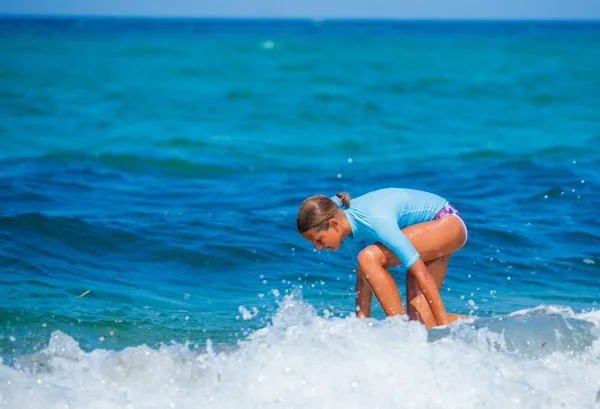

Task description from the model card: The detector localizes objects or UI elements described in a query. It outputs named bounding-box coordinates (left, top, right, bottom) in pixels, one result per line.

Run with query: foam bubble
left=2, top=299, right=600, bottom=409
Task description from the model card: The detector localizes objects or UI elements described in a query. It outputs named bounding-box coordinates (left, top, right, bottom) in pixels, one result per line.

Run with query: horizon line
left=2, top=13, right=600, bottom=23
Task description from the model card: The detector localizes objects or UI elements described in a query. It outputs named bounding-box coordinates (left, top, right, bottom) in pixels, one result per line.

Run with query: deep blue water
left=1, top=18, right=600, bottom=408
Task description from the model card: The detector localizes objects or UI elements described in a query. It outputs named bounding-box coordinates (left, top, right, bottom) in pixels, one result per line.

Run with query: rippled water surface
left=1, top=18, right=600, bottom=408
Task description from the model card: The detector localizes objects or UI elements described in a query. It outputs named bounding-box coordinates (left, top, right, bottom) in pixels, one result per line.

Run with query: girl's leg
left=358, top=248, right=405, bottom=316
left=357, top=215, right=467, bottom=321
left=400, top=214, right=467, bottom=264
left=406, top=255, right=450, bottom=326
left=405, top=255, right=465, bottom=326
left=355, top=267, right=373, bottom=318
left=403, top=215, right=467, bottom=326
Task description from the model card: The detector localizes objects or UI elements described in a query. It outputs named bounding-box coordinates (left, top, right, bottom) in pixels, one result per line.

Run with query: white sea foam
left=2, top=297, right=600, bottom=409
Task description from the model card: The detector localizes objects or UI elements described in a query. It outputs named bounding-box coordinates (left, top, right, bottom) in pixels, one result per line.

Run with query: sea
left=1, top=17, right=600, bottom=409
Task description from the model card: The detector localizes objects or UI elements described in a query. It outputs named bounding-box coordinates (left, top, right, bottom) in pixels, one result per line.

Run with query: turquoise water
left=1, top=18, right=600, bottom=408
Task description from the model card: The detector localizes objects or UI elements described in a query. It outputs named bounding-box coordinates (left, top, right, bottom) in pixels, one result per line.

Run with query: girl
left=296, top=188, right=467, bottom=328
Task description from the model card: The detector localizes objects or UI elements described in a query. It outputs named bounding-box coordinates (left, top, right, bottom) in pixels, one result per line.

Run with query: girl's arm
left=369, top=218, right=448, bottom=325
left=355, top=266, right=372, bottom=318
left=408, top=258, right=448, bottom=326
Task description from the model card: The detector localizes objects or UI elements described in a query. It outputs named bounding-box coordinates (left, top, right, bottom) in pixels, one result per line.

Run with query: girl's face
left=301, top=219, right=344, bottom=251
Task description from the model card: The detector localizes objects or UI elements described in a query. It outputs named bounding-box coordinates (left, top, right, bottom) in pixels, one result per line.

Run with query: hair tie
left=330, top=195, right=344, bottom=208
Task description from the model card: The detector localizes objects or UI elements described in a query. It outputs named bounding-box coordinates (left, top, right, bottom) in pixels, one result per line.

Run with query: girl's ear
left=329, top=218, right=339, bottom=232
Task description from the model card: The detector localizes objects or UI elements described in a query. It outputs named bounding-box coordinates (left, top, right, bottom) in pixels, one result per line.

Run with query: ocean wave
left=2, top=150, right=324, bottom=178
left=0, top=212, right=145, bottom=255
left=47, top=152, right=233, bottom=178
left=2, top=298, right=600, bottom=409
left=153, top=138, right=212, bottom=150
left=0, top=211, right=285, bottom=279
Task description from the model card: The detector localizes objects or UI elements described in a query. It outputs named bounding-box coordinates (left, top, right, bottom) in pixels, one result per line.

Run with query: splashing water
left=2, top=296, right=600, bottom=409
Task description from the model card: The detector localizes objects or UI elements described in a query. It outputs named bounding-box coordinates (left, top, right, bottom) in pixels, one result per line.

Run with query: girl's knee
left=357, top=245, right=386, bottom=268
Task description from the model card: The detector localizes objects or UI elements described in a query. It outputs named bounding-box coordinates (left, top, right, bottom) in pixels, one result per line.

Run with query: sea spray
left=2, top=297, right=600, bottom=409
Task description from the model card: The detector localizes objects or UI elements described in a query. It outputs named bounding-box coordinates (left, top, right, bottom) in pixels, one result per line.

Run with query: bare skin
left=302, top=211, right=467, bottom=328
left=355, top=215, right=467, bottom=327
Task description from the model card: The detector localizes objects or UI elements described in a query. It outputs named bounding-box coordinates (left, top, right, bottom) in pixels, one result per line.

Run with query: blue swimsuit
left=336, top=188, right=448, bottom=270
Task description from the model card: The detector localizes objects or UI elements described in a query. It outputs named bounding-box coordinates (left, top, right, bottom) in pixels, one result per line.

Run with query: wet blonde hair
left=296, top=192, right=350, bottom=233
